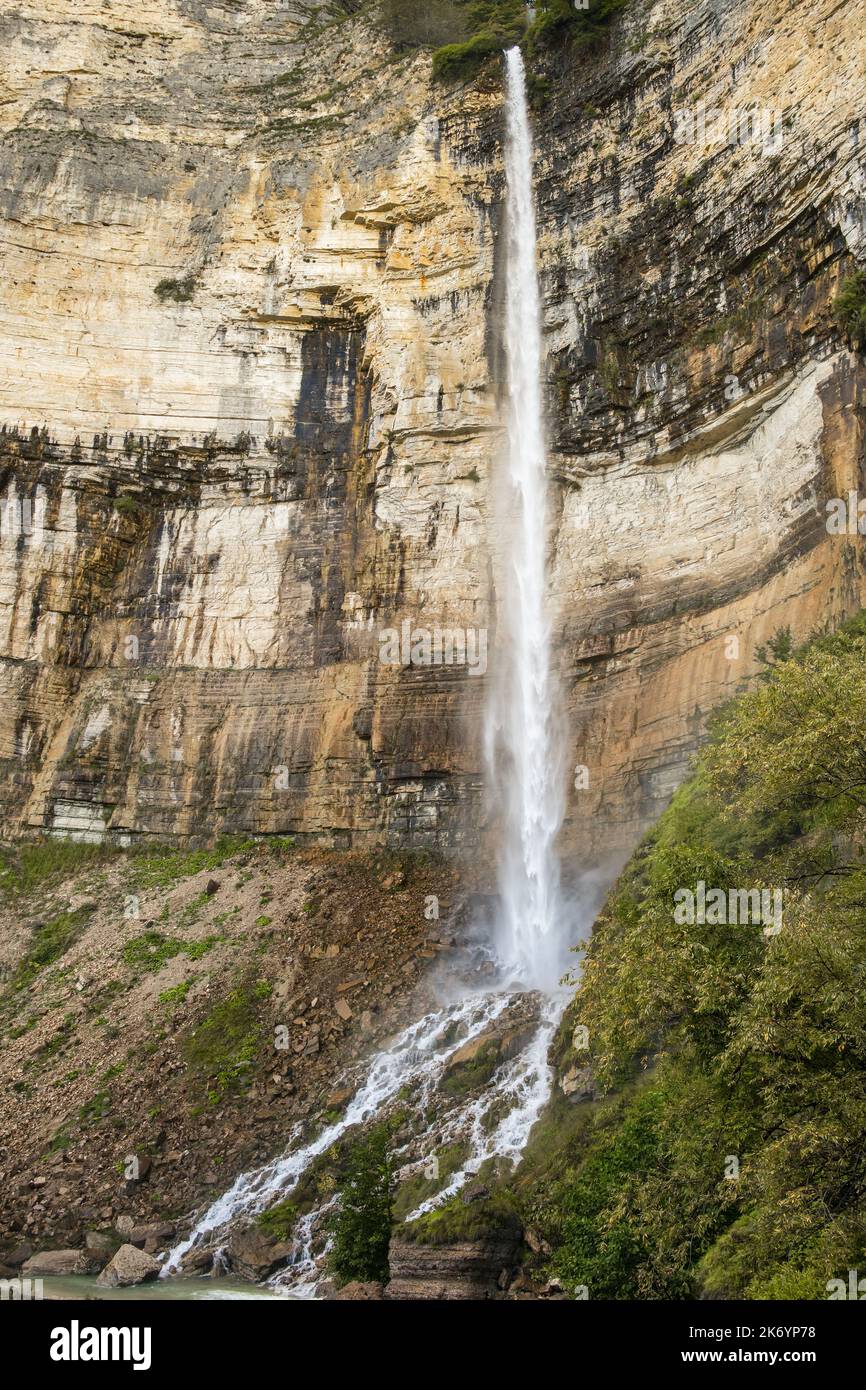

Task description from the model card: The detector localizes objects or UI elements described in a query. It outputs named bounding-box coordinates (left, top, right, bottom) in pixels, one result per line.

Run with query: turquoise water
left=37, top=1274, right=291, bottom=1301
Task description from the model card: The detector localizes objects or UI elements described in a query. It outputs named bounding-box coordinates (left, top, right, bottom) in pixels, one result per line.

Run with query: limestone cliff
left=0, top=0, right=864, bottom=866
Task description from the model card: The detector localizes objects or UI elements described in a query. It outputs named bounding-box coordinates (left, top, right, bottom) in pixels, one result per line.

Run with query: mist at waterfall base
left=160, top=49, right=589, bottom=1296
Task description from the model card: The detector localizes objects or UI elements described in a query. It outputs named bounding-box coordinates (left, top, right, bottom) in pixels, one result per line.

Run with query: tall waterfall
left=162, top=48, right=571, bottom=1288
left=485, top=46, right=565, bottom=992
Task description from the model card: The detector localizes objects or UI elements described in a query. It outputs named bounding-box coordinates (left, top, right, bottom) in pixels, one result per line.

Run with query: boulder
left=22, top=1248, right=97, bottom=1276
left=129, top=1222, right=176, bottom=1255
left=84, top=1230, right=119, bottom=1257
left=4, top=1241, right=32, bottom=1268
left=180, top=1246, right=214, bottom=1274
left=325, top=1087, right=353, bottom=1110
left=560, top=1064, right=596, bottom=1103
left=441, top=1021, right=537, bottom=1093
left=225, top=1227, right=294, bottom=1281
left=461, top=1183, right=490, bottom=1205
left=96, top=1243, right=161, bottom=1288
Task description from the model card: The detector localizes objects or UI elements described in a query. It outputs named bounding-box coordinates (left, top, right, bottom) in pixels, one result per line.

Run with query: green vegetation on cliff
left=380, top=0, right=629, bottom=83
left=833, top=269, right=866, bottom=346
left=523, top=614, right=866, bottom=1298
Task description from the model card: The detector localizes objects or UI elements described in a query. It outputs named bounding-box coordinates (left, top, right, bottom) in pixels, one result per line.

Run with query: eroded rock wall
left=0, top=0, right=864, bottom=862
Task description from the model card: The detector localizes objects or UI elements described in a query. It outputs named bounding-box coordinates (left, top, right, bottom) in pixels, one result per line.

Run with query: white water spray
left=485, top=46, right=565, bottom=991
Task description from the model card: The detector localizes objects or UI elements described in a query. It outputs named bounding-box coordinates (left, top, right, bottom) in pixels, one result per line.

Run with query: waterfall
left=485, top=46, right=566, bottom=992
left=162, top=47, right=572, bottom=1290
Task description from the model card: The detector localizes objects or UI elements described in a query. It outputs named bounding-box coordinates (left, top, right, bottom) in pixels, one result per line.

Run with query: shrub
left=832, top=269, right=866, bottom=344
left=431, top=1, right=525, bottom=81
left=432, top=29, right=505, bottom=81
left=112, top=495, right=141, bottom=516
left=328, top=1124, right=396, bottom=1286
left=154, top=275, right=197, bottom=304
left=380, top=0, right=468, bottom=49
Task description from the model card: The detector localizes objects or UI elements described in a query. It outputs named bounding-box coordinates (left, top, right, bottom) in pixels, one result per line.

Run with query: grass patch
left=693, top=293, right=767, bottom=349
left=79, top=1091, right=111, bottom=1125
left=178, top=891, right=211, bottom=926
left=0, top=838, right=118, bottom=902
left=123, top=930, right=221, bottom=973
left=393, top=1142, right=469, bottom=1221
left=158, top=980, right=194, bottom=1009
left=133, top=837, right=255, bottom=891
left=122, top=931, right=185, bottom=973
left=43, top=1129, right=72, bottom=1157
left=183, top=978, right=271, bottom=1101
left=402, top=1190, right=521, bottom=1245
left=3, top=907, right=94, bottom=996
left=256, top=1197, right=299, bottom=1242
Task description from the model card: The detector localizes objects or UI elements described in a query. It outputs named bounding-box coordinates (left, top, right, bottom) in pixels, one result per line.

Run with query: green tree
left=329, top=1124, right=396, bottom=1287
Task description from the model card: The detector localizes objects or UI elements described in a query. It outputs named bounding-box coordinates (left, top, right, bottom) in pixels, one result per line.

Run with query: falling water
left=162, top=47, right=572, bottom=1293
left=485, top=46, right=565, bottom=991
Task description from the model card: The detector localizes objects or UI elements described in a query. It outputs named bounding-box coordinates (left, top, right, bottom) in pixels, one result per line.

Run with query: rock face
left=332, top=1280, right=386, bottom=1300
left=386, top=1235, right=521, bottom=1300
left=441, top=1013, right=539, bottom=1091
left=0, top=0, right=864, bottom=863
left=96, top=1242, right=161, bottom=1287
left=224, top=1226, right=295, bottom=1282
